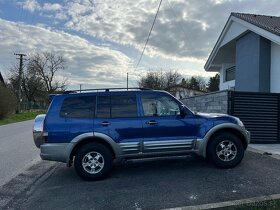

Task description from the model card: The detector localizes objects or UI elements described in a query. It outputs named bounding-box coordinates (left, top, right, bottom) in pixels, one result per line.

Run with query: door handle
left=146, top=120, right=158, bottom=125
left=101, top=122, right=110, bottom=126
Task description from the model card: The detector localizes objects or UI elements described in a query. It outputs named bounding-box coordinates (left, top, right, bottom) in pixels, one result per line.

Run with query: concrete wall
left=270, top=42, right=280, bottom=93
left=235, top=32, right=271, bottom=92
left=181, top=90, right=229, bottom=114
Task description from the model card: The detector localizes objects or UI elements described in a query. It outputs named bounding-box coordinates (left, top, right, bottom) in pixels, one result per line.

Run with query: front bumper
left=244, top=129, right=251, bottom=146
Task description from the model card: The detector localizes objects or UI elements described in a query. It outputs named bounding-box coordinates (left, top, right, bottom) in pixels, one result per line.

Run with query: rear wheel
left=207, top=132, right=244, bottom=168
left=74, top=143, right=113, bottom=180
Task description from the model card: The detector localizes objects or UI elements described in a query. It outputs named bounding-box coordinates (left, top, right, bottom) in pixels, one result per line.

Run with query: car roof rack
left=62, top=87, right=152, bottom=94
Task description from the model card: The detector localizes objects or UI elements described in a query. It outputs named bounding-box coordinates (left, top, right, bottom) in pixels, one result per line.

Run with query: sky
left=0, top=0, right=280, bottom=89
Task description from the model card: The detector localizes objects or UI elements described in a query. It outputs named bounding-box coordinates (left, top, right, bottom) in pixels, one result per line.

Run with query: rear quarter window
left=60, top=96, right=95, bottom=118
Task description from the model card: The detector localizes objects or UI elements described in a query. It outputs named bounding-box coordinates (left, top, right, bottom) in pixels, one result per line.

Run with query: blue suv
left=33, top=88, right=250, bottom=180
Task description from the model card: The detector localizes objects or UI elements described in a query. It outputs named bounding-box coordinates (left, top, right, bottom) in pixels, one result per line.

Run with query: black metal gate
left=228, top=91, right=280, bottom=143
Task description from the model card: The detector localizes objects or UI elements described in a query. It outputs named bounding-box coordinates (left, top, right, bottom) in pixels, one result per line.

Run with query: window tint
left=96, top=96, right=110, bottom=118
left=111, top=95, right=137, bottom=118
left=141, top=94, right=180, bottom=117
left=60, top=96, right=95, bottom=118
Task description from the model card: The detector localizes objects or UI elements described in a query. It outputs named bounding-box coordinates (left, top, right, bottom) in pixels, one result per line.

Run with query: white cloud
left=21, top=0, right=40, bottom=12
left=12, top=0, right=280, bottom=87
left=19, top=0, right=280, bottom=62
left=42, top=3, right=62, bottom=11
left=0, top=18, right=135, bottom=89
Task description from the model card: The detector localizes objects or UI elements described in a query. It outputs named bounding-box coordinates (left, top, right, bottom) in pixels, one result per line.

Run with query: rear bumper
left=40, top=143, right=70, bottom=163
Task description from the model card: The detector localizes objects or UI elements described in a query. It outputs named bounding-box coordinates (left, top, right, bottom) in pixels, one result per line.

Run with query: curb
left=247, top=147, right=280, bottom=160
left=164, top=194, right=280, bottom=210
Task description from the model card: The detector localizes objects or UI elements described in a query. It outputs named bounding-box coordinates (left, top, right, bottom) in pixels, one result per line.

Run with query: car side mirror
left=179, top=105, right=188, bottom=118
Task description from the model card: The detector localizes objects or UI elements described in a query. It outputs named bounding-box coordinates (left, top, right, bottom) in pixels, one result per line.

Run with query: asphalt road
left=1, top=151, right=280, bottom=210
left=0, top=120, right=40, bottom=187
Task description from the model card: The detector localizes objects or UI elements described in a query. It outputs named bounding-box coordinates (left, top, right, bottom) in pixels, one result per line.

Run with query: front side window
left=60, top=96, right=95, bottom=118
left=141, top=94, right=180, bottom=117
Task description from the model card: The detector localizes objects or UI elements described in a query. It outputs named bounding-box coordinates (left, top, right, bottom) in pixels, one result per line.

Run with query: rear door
left=94, top=94, right=143, bottom=155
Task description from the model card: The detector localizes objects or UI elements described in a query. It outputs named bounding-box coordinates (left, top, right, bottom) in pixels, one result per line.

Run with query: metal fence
left=228, top=91, right=280, bottom=143
left=21, top=101, right=49, bottom=112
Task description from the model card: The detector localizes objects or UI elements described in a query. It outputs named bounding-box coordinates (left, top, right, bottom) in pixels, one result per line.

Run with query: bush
left=0, top=85, right=17, bottom=119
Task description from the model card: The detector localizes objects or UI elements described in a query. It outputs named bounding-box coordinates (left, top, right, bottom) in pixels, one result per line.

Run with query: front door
left=140, top=93, right=198, bottom=153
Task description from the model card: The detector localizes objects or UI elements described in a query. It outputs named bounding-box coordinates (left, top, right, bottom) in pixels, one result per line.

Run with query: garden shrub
left=0, top=85, right=17, bottom=119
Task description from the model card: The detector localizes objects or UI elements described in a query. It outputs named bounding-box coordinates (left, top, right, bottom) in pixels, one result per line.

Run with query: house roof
left=232, top=13, right=280, bottom=36
left=205, top=12, right=280, bottom=72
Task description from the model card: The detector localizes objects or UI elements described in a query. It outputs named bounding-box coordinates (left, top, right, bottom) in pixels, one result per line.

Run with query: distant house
left=205, top=13, right=280, bottom=93
left=166, top=85, right=205, bottom=99
left=0, top=71, right=4, bottom=85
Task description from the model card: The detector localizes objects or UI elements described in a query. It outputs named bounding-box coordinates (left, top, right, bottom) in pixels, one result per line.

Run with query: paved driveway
left=2, top=151, right=280, bottom=210
left=0, top=120, right=40, bottom=187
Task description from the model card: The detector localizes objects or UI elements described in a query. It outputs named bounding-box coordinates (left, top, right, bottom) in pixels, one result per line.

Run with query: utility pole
left=127, top=72, right=128, bottom=90
left=14, top=53, right=27, bottom=113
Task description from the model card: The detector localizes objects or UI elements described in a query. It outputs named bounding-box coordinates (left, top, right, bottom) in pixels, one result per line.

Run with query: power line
left=135, top=0, right=163, bottom=70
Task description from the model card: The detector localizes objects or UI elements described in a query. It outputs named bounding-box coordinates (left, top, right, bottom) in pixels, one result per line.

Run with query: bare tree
left=181, top=76, right=207, bottom=91
left=8, top=52, right=68, bottom=104
left=165, top=71, right=182, bottom=88
left=138, top=70, right=182, bottom=90
left=29, top=52, right=68, bottom=93
left=8, top=64, right=45, bottom=102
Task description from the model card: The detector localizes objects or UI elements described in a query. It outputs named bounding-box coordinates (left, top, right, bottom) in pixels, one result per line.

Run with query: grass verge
left=0, top=111, right=45, bottom=126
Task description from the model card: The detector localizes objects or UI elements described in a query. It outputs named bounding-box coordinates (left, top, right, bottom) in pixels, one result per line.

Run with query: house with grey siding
left=205, top=13, right=280, bottom=93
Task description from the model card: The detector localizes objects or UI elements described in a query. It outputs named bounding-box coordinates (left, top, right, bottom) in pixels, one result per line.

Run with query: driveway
left=2, top=151, right=280, bottom=210
left=0, top=120, right=40, bottom=187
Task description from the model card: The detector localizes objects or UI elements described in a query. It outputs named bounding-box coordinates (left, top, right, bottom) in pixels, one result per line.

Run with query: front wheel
left=74, top=143, right=113, bottom=180
left=207, top=133, right=244, bottom=168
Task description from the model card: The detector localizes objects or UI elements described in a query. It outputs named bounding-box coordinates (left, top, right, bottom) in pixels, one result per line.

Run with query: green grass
left=0, top=111, right=45, bottom=126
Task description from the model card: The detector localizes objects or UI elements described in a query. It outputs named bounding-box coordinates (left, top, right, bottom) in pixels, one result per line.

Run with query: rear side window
left=111, top=95, right=137, bottom=118
left=96, top=96, right=111, bottom=118
left=96, top=95, right=137, bottom=118
left=60, top=96, right=95, bottom=118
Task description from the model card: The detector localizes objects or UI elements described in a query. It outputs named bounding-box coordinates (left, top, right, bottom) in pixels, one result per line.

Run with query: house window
left=225, top=66, right=235, bottom=82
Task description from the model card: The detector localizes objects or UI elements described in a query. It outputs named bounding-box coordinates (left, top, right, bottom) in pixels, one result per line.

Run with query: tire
left=207, top=132, right=244, bottom=168
left=74, top=143, right=113, bottom=180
